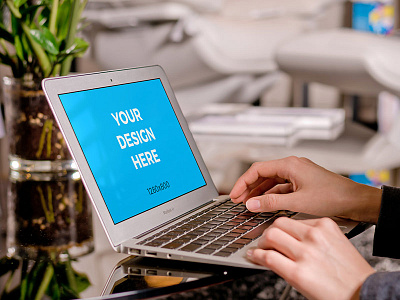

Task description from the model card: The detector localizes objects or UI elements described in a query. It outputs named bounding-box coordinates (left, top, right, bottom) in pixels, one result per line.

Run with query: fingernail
left=247, top=249, right=254, bottom=258
left=246, top=199, right=261, bottom=211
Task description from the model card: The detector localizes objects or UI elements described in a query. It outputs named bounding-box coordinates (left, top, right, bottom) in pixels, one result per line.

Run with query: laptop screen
left=58, top=78, right=206, bottom=224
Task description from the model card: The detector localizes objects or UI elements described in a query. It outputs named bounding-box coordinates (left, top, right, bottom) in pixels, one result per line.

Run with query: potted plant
left=0, top=251, right=90, bottom=299
left=0, top=0, right=89, bottom=162
left=0, top=0, right=93, bottom=258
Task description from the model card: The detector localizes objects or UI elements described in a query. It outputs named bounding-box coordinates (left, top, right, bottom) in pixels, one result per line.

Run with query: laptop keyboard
left=139, top=199, right=295, bottom=257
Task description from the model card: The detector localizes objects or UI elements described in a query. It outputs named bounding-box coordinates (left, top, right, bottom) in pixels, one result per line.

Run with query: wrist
left=350, top=269, right=376, bottom=300
left=348, top=183, right=382, bottom=224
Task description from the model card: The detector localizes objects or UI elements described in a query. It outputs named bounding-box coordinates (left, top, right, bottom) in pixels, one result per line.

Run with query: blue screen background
left=59, top=79, right=206, bottom=224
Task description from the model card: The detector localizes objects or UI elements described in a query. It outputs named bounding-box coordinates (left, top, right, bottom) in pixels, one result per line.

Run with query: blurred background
left=2, top=1, right=400, bottom=297
left=73, top=0, right=400, bottom=193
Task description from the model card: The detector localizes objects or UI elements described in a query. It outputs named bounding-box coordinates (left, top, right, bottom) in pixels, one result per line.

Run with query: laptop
left=101, top=256, right=263, bottom=298
left=42, top=65, right=359, bottom=269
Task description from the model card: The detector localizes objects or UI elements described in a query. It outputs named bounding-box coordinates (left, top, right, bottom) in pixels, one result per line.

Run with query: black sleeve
left=360, top=272, right=400, bottom=299
left=372, top=185, right=400, bottom=259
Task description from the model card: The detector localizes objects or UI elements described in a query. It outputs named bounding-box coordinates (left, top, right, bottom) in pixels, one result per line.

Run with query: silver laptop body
left=42, top=65, right=358, bottom=269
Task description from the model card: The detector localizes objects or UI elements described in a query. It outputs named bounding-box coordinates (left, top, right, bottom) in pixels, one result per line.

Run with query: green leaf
left=11, top=13, right=22, bottom=37
left=5, top=0, right=22, bottom=18
left=33, top=264, right=54, bottom=300
left=30, top=28, right=59, bottom=55
left=22, top=22, right=52, bottom=76
left=36, top=5, right=51, bottom=27
left=74, top=269, right=91, bottom=293
left=20, top=4, right=44, bottom=18
left=0, top=0, right=88, bottom=78
left=14, top=0, right=28, bottom=8
left=64, top=37, right=88, bottom=56
left=21, top=33, right=32, bottom=57
left=27, top=260, right=48, bottom=298
left=19, top=275, right=28, bottom=300
left=56, top=0, right=70, bottom=41
left=46, top=274, right=61, bottom=300
left=14, top=36, right=24, bottom=61
left=60, top=283, right=80, bottom=299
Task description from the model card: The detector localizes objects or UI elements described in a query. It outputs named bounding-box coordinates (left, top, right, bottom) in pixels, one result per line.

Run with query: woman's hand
left=230, top=156, right=382, bottom=224
left=247, top=217, right=375, bottom=300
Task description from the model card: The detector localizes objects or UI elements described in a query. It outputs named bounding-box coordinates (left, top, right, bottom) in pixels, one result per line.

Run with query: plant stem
left=46, top=120, right=53, bottom=157
left=33, top=264, right=54, bottom=300
left=21, top=23, right=51, bottom=77
left=37, top=186, right=53, bottom=224
left=49, top=0, right=59, bottom=35
left=36, top=119, right=53, bottom=159
left=60, top=0, right=88, bottom=75
left=65, top=256, right=78, bottom=293
left=47, top=185, right=55, bottom=223
left=19, top=258, right=29, bottom=300
left=5, top=0, right=22, bottom=19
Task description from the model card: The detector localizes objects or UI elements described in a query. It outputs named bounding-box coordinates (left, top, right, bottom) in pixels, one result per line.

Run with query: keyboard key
left=243, top=220, right=260, bottom=227
left=225, top=232, right=241, bottom=238
left=219, top=236, right=236, bottom=242
left=229, top=243, right=245, bottom=249
left=197, top=248, right=215, bottom=255
left=241, top=222, right=271, bottom=240
left=212, top=239, right=230, bottom=246
left=191, top=229, right=205, bottom=236
left=168, top=229, right=185, bottom=235
left=208, top=220, right=224, bottom=226
left=213, top=228, right=229, bottom=234
left=235, top=215, right=251, bottom=221
left=199, top=235, right=216, bottom=241
left=219, top=224, right=236, bottom=230
left=207, top=231, right=223, bottom=237
left=197, top=217, right=211, bottom=223
left=236, top=225, right=253, bottom=231
left=159, top=234, right=178, bottom=241
left=194, top=239, right=211, bottom=245
left=145, top=240, right=165, bottom=247
left=181, top=234, right=197, bottom=240
left=232, top=228, right=247, bottom=234
left=175, top=237, right=191, bottom=244
left=162, top=242, right=183, bottom=249
left=197, top=226, right=211, bottom=232
left=214, top=251, right=232, bottom=257
left=222, top=247, right=240, bottom=253
left=149, top=237, right=170, bottom=243
left=214, top=216, right=231, bottom=222
left=181, top=243, right=202, bottom=252
left=205, top=243, right=221, bottom=250
left=235, top=238, right=252, bottom=245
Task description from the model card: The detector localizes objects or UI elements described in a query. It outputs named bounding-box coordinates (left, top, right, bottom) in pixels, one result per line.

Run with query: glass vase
left=2, top=76, right=75, bottom=172
left=7, top=170, right=94, bottom=258
left=2, top=76, right=94, bottom=258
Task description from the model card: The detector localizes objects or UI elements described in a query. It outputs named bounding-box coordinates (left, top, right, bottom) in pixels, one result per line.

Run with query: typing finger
left=257, top=224, right=303, bottom=260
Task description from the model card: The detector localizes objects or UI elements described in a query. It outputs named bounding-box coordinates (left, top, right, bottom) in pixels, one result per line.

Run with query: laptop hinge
left=134, top=199, right=216, bottom=239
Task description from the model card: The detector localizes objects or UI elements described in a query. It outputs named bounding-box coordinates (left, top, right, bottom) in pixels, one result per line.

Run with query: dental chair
left=82, top=0, right=347, bottom=115
left=243, top=28, right=400, bottom=175
left=83, top=1, right=400, bottom=191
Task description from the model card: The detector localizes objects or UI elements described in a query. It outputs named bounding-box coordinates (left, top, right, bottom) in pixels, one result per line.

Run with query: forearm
left=345, top=182, right=382, bottom=224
